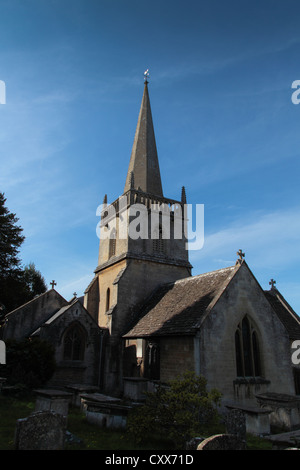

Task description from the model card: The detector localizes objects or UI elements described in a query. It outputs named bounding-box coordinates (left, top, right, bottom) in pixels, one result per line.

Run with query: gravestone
left=14, top=410, right=67, bottom=450
left=224, top=408, right=246, bottom=441
left=197, top=434, right=246, bottom=450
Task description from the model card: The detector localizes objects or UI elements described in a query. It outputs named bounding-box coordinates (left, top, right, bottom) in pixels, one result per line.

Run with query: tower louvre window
left=109, top=229, right=116, bottom=258
left=153, top=225, right=166, bottom=254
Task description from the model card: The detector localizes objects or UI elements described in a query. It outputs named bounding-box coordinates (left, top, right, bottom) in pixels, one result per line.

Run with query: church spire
left=124, top=76, right=163, bottom=197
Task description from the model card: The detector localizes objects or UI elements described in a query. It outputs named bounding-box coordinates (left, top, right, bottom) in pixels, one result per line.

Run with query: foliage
left=0, top=338, right=56, bottom=390
left=0, top=192, right=25, bottom=277
left=127, top=371, right=222, bottom=448
left=0, top=193, right=47, bottom=313
left=21, top=262, right=47, bottom=302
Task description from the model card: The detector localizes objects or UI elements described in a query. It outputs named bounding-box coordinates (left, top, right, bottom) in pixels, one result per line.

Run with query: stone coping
left=256, top=392, right=300, bottom=404
left=64, top=383, right=99, bottom=393
left=80, top=392, right=122, bottom=404
left=225, top=402, right=272, bottom=415
left=34, top=389, right=73, bottom=398
left=264, top=429, right=300, bottom=446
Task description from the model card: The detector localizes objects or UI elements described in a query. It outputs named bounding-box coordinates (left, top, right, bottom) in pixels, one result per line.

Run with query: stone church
left=3, top=79, right=300, bottom=423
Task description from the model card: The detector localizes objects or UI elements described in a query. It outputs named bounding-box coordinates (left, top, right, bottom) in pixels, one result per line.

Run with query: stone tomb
left=64, top=383, right=100, bottom=407
left=80, top=393, right=134, bottom=429
left=225, top=403, right=271, bottom=435
left=256, top=392, right=300, bottom=431
left=264, top=429, right=300, bottom=450
left=34, top=389, right=72, bottom=418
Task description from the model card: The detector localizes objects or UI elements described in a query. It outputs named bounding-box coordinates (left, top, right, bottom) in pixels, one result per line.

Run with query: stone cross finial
left=236, top=249, right=245, bottom=263
left=73, top=292, right=77, bottom=297
left=269, top=279, right=276, bottom=289
left=50, top=280, right=57, bottom=289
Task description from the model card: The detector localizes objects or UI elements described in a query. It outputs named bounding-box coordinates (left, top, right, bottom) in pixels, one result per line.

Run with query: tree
left=0, top=338, right=56, bottom=390
left=0, top=194, right=47, bottom=313
left=0, top=193, right=26, bottom=312
left=22, top=262, right=47, bottom=301
left=127, top=371, right=222, bottom=449
left=0, top=192, right=25, bottom=278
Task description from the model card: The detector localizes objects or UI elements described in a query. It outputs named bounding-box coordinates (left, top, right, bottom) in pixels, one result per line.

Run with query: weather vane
left=144, top=69, right=149, bottom=83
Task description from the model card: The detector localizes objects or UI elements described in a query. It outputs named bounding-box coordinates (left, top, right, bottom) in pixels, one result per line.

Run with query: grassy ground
left=0, top=394, right=272, bottom=450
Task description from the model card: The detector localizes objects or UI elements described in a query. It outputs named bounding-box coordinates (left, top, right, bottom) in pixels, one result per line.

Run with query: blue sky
left=1, top=0, right=300, bottom=312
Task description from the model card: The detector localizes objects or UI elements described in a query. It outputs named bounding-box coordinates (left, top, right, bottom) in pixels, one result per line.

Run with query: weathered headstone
left=224, top=408, right=246, bottom=441
left=197, top=434, right=246, bottom=450
left=14, top=411, right=67, bottom=450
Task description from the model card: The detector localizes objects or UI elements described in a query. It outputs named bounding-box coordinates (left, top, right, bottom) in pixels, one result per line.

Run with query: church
left=3, top=77, right=300, bottom=424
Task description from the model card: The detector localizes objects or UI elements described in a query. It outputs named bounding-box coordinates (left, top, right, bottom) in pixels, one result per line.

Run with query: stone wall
left=160, top=336, right=194, bottom=382
left=199, top=263, right=294, bottom=405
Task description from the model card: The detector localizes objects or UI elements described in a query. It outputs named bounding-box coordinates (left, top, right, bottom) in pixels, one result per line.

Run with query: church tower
left=84, top=77, right=192, bottom=394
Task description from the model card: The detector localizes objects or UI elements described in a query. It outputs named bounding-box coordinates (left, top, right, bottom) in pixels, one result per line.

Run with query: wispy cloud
left=191, top=206, right=300, bottom=271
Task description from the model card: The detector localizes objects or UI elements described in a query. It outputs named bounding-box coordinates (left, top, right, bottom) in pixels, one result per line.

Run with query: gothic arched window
left=235, top=316, right=262, bottom=377
left=63, top=323, right=85, bottom=361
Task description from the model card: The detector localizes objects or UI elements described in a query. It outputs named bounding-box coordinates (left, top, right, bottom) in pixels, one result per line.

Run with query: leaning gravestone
left=197, top=434, right=246, bottom=450
left=14, top=410, right=67, bottom=450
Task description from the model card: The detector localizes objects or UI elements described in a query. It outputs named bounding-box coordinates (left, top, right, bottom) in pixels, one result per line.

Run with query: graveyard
left=0, top=386, right=273, bottom=451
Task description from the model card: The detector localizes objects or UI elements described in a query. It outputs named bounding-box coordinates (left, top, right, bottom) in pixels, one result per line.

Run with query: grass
left=0, top=394, right=174, bottom=450
left=0, top=394, right=272, bottom=450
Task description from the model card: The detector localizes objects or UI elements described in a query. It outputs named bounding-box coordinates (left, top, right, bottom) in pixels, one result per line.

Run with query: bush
left=127, top=371, right=222, bottom=449
left=0, top=338, right=56, bottom=390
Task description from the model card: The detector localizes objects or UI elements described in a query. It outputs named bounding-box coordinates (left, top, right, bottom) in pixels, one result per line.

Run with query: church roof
left=4, top=288, right=67, bottom=317
left=124, top=81, right=163, bottom=197
left=123, top=265, right=238, bottom=338
left=264, top=288, right=300, bottom=340
left=31, top=298, right=99, bottom=336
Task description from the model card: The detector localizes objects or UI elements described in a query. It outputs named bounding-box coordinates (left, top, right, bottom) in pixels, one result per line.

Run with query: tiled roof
left=264, top=289, right=300, bottom=340
left=124, top=265, right=238, bottom=338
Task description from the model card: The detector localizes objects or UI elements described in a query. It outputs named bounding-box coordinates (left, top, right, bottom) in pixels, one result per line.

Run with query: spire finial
left=144, top=69, right=149, bottom=84
left=181, top=186, right=186, bottom=204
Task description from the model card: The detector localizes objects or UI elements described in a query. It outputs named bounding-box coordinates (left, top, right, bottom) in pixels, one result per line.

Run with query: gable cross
left=236, top=249, right=245, bottom=263
left=50, top=280, right=57, bottom=289
left=269, top=279, right=276, bottom=289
